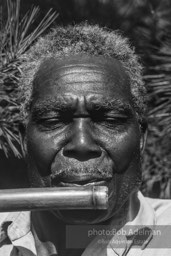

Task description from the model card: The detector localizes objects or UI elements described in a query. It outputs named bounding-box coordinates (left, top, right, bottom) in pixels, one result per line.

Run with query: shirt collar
left=0, top=211, right=38, bottom=256
left=0, top=211, right=31, bottom=243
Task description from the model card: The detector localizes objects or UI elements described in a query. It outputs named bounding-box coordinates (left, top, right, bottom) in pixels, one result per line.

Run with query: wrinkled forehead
left=32, top=55, right=131, bottom=100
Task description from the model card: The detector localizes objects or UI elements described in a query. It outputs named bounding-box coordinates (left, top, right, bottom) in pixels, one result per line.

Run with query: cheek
left=26, top=126, right=61, bottom=176
left=107, top=127, right=141, bottom=173
left=106, top=128, right=141, bottom=217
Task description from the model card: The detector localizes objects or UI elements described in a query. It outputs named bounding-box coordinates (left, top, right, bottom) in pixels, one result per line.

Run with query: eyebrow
left=31, top=98, right=73, bottom=118
left=88, top=99, right=133, bottom=114
left=31, top=97, right=133, bottom=118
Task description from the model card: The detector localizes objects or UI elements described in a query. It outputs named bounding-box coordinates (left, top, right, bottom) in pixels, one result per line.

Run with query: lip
left=57, top=180, right=107, bottom=187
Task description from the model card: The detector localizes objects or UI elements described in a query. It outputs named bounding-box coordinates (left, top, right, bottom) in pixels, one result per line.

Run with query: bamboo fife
left=0, top=186, right=108, bottom=212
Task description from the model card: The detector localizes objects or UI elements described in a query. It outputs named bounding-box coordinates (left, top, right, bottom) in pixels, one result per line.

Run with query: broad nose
left=63, top=118, right=102, bottom=161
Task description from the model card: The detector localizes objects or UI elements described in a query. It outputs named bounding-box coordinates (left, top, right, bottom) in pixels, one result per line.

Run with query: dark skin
left=24, top=55, right=146, bottom=255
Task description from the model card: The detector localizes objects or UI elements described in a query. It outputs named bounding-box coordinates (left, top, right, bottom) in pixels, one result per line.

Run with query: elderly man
left=0, top=24, right=171, bottom=256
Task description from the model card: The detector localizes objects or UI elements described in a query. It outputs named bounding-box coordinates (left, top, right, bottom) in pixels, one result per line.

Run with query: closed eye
left=92, top=112, right=131, bottom=129
left=37, top=118, right=64, bottom=130
left=35, top=112, right=74, bottom=131
left=92, top=112, right=129, bottom=122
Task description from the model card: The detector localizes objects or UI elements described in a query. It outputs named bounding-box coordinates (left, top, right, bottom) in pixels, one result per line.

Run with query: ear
left=140, top=119, right=148, bottom=155
left=19, top=123, right=27, bottom=157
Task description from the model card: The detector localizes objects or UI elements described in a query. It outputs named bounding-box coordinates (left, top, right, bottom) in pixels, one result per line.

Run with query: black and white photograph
left=0, top=1, right=171, bottom=255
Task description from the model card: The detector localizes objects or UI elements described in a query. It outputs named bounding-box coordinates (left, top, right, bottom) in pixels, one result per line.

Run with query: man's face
left=26, top=55, right=143, bottom=224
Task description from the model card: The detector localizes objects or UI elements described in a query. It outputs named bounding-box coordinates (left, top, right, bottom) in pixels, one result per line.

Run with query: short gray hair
left=20, top=23, right=146, bottom=123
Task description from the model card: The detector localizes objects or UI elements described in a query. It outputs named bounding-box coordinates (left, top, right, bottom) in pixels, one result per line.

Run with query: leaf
left=0, top=0, right=58, bottom=157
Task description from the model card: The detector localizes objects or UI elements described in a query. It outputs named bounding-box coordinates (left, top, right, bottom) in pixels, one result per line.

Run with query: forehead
left=32, top=55, right=132, bottom=104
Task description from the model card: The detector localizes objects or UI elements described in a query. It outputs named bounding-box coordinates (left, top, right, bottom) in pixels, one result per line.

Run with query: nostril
left=62, top=144, right=102, bottom=161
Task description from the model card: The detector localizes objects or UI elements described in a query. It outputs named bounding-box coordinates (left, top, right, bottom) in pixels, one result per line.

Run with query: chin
left=52, top=209, right=111, bottom=224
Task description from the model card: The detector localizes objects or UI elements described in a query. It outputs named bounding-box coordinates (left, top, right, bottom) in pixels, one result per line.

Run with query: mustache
left=50, top=166, right=113, bottom=185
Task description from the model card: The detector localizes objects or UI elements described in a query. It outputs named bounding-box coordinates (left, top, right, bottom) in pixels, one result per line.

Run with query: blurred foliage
left=0, top=0, right=171, bottom=197
left=142, top=48, right=171, bottom=198
left=0, top=0, right=58, bottom=157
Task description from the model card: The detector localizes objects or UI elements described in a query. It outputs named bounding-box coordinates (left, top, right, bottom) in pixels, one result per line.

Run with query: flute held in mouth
left=0, top=186, right=108, bottom=212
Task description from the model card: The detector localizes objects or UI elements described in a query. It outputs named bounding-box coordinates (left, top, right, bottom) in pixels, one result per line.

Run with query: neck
left=31, top=210, right=85, bottom=256
left=31, top=191, right=140, bottom=255
left=100, top=191, right=140, bottom=230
